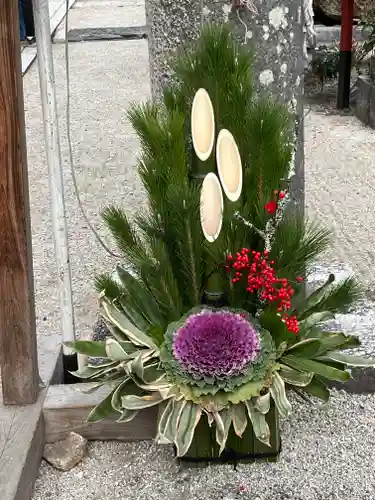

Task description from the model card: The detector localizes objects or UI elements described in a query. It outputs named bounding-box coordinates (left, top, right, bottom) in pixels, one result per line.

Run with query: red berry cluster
left=265, top=190, right=286, bottom=215
left=226, top=248, right=302, bottom=334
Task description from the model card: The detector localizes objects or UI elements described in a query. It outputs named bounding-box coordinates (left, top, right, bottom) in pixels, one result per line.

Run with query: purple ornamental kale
left=172, top=309, right=260, bottom=377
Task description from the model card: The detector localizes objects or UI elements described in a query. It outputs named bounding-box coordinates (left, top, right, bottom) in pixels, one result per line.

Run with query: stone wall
left=145, top=0, right=305, bottom=208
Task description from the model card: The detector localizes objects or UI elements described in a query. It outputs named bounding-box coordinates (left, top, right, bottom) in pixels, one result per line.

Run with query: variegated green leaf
left=87, top=388, right=116, bottom=422
left=276, top=341, right=288, bottom=358
left=106, top=338, right=131, bottom=361
left=216, top=409, right=232, bottom=455
left=157, top=400, right=174, bottom=443
left=245, top=400, right=270, bottom=447
left=127, top=353, right=145, bottom=379
left=166, top=399, right=187, bottom=443
left=316, top=333, right=360, bottom=355
left=121, top=392, right=164, bottom=410
left=111, top=377, right=131, bottom=412
left=286, top=339, right=322, bottom=358
left=142, top=362, right=165, bottom=384
left=270, top=372, right=292, bottom=417
left=175, top=402, right=202, bottom=457
left=301, top=377, right=330, bottom=402
left=279, top=364, right=314, bottom=387
left=297, top=274, right=335, bottom=318
left=159, top=385, right=179, bottom=401
left=317, top=352, right=375, bottom=367
left=101, top=299, right=158, bottom=350
left=116, top=408, right=139, bottom=422
left=231, top=404, right=248, bottom=437
left=254, top=392, right=271, bottom=414
left=64, top=340, right=107, bottom=357
left=207, top=412, right=214, bottom=427
left=71, top=361, right=119, bottom=380
left=282, top=355, right=350, bottom=382
left=299, top=312, right=334, bottom=336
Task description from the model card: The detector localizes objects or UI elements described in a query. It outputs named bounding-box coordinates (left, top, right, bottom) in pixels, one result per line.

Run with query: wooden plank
left=0, top=0, right=39, bottom=404
left=0, top=397, right=45, bottom=500
left=44, top=383, right=158, bottom=443
left=0, top=336, right=62, bottom=500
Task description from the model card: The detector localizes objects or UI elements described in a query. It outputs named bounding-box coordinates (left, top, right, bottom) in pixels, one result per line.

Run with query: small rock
left=43, top=432, right=87, bottom=471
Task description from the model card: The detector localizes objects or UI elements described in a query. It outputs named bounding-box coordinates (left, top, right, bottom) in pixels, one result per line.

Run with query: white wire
left=64, top=0, right=120, bottom=259
left=236, top=9, right=249, bottom=45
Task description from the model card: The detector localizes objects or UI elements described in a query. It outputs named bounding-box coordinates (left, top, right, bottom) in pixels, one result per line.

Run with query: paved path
left=305, top=112, right=375, bottom=290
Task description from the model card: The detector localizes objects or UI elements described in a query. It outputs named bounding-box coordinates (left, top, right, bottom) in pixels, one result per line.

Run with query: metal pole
left=337, top=0, right=354, bottom=109
left=32, top=0, right=76, bottom=353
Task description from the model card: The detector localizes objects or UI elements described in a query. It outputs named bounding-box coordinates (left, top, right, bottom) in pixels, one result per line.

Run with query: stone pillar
left=146, top=0, right=304, bottom=208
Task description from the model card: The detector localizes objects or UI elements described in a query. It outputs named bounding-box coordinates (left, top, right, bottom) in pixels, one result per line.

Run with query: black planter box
left=178, top=402, right=280, bottom=468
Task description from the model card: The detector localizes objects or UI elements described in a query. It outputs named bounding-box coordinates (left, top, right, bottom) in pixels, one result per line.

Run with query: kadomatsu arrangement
left=66, top=26, right=375, bottom=465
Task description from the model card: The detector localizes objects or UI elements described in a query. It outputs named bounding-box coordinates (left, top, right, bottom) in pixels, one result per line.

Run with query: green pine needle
left=308, top=276, right=363, bottom=315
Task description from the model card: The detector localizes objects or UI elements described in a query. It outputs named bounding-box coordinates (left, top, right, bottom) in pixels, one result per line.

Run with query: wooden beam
left=0, top=0, right=39, bottom=404
left=44, top=383, right=158, bottom=443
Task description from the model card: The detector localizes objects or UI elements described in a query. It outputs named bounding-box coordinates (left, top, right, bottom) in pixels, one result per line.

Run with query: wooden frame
left=44, top=383, right=157, bottom=443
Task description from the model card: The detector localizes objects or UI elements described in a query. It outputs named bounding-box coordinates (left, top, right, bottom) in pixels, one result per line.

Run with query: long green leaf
left=165, top=399, right=187, bottom=444
left=157, top=400, right=175, bottom=443
left=299, top=312, right=335, bottom=337
left=127, top=353, right=145, bottom=380
left=254, top=392, right=271, bottom=414
left=102, top=299, right=158, bottom=350
left=121, top=392, right=164, bottom=410
left=270, top=372, right=292, bottom=417
left=317, top=352, right=375, bottom=367
left=64, top=340, right=107, bottom=357
left=106, top=338, right=131, bottom=361
left=279, top=364, right=313, bottom=387
left=216, top=409, right=232, bottom=455
left=286, top=339, right=322, bottom=358
left=175, top=402, right=202, bottom=457
left=71, top=361, right=119, bottom=380
left=245, top=400, right=270, bottom=447
left=111, top=377, right=131, bottom=412
left=116, top=408, right=139, bottom=423
left=297, top=274, right=335, bottom=318
left=282, top=355, right=351, bottom=382
left=87, top=389, right=116, bottom=422
left=316, top=332, right=360, bottom=355
left=231, top=404, right=248, bottom=437
left=301, top=377, right=330, bottom=402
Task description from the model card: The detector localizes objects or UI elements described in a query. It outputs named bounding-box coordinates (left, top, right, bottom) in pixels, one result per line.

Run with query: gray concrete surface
left=54, top=0, right=146, bottom=41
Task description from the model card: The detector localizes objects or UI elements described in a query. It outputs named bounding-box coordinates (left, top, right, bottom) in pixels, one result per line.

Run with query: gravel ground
left=32, top=391, right=375, bottom=500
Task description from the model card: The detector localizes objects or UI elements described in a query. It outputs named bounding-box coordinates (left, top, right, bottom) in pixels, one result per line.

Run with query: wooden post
left=0, top=0, right=40, bottom=404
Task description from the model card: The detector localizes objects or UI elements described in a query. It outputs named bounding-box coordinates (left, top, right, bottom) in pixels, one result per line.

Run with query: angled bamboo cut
left=67, top=25, right=374, bottom=466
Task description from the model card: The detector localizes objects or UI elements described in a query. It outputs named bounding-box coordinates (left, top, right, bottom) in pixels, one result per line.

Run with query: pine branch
left=271, top=216, right=332, bottom=279
left=307, top=276, right=363, bottom=316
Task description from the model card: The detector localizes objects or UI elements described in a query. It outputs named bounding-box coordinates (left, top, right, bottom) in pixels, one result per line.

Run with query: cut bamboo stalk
left=200, top=173, right=223, bottom=243
left=191, top=88, right=215, bottom=162
left=216, top=129, right=243, bottom=202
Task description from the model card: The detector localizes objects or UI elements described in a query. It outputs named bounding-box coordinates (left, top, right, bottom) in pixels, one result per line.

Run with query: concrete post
left=146, top=0, right=304, bottom=208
